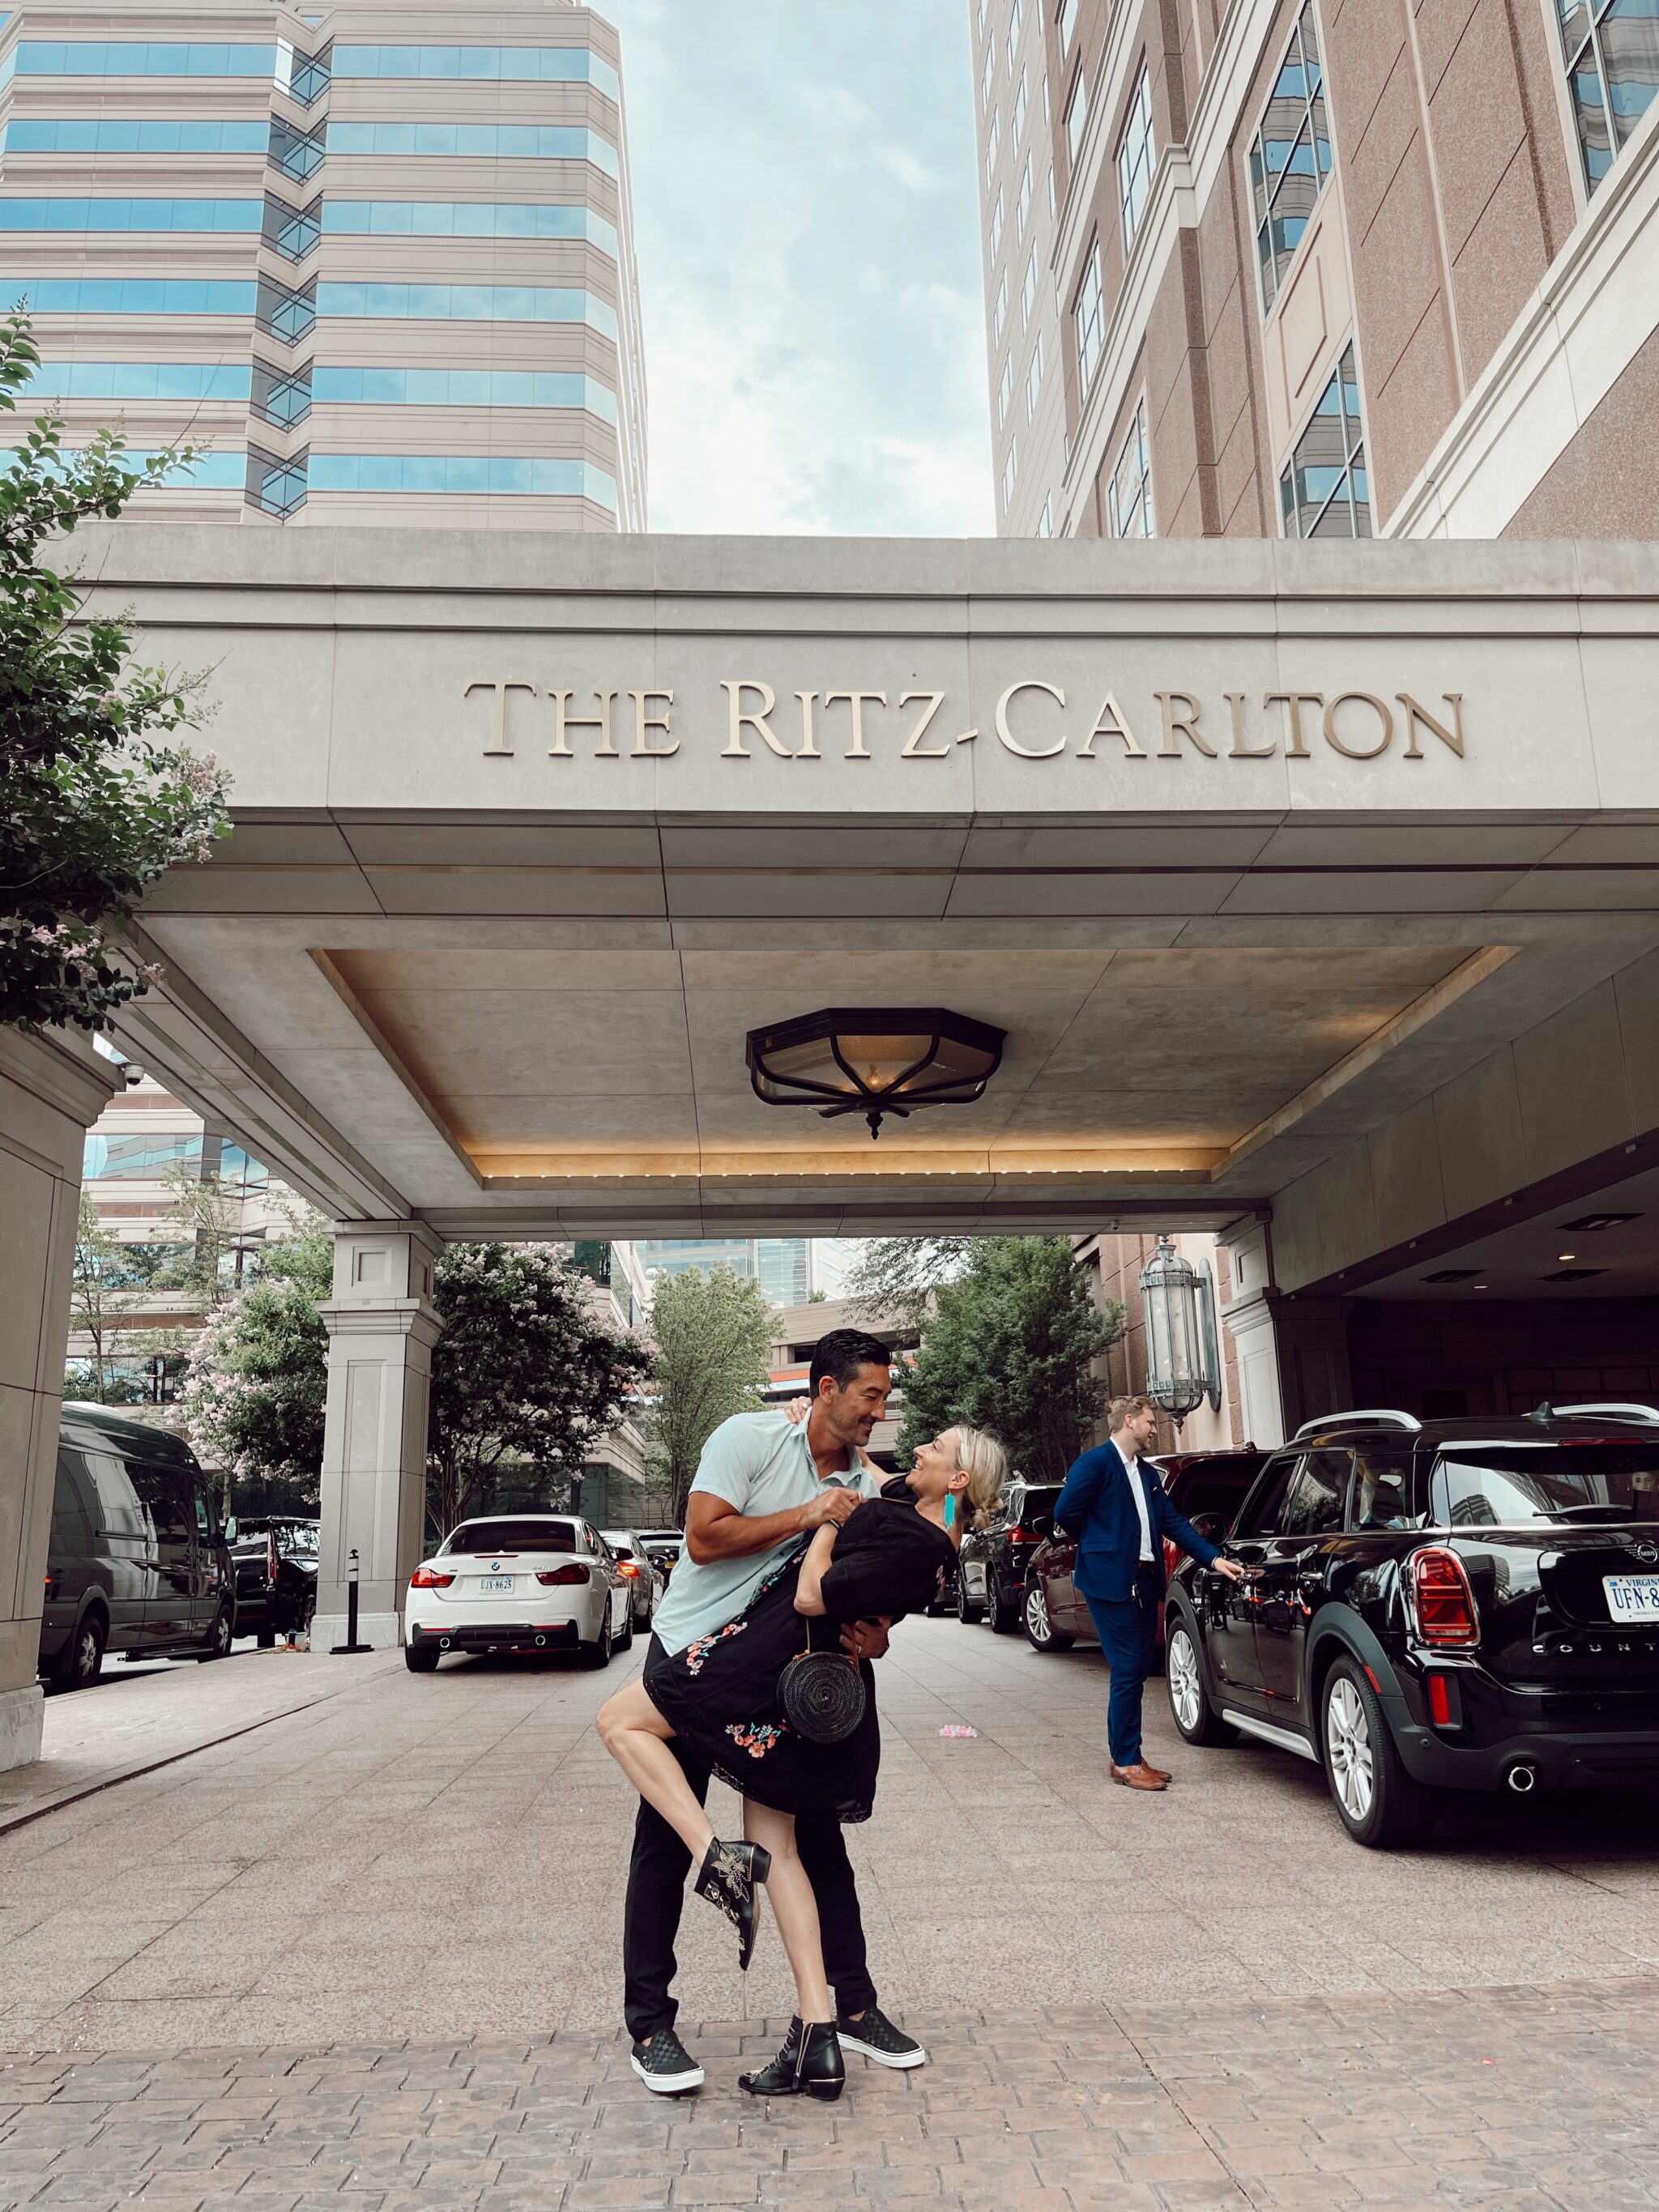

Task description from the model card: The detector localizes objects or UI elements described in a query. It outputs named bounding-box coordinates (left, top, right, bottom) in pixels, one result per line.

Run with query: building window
left=997, top=354, right=1014, bottom=424
left=1019, top=249, right=1038, bottom=326
left=1013, top=68, right=1028, bottom=141
left=1017, top=154, right=1034, bottom=235
left=1037, top=496, right=1053, bottom=537
left=326, top=121, right=619, bottom=174
left=1249, top=1, right=1333, bottom=310
left=1059, top=0, right=1077, bottom=55
left=1074, top=241, right=1104, bottom=389
left=993, top=270, right=1009, bottom=343
left=322, top=201, right=617, bottom=254
left=989, top=187, right=1004, bottom=260
left=331, top=45, right=621, bottom=103
left=13, top=40, right=279, bottom=77
left=1559, top=0, right=1659, bottom=192
left=6, top=117, right=267, bottom=153
left=256, top=275, right=317, bottom=343
left=982, top=38, right=996, bottom=108
left=1026, top=331, right=1044, bottom=417
left=986, top=108, right=1001, bottom=181
left=262, top=193, right=322, bottom=261
left=1279, top=343, right=1370, bottom=537
left=246, top=446, right=309, bottom=518
left=1065, top=69, right=1089, bottom=165
left=1002, top=439, right=1018, bottom=513
left=313, top=366, right=616, bottom=418
left=316, top=282, right=617, bottom=337
left=1117, top=66, right=1155, bottom=250
left=252, top=364, right=312, bottom=426
left=307, top=453, right=617, bottom=504
left=17, top=277, right=257, bottom=316
left=1007, top=0, right=1023, bottom=68
left=1047, top=163, right=1056, bottom=217
left=269, top=117, right=326, bottom=180
left=1107, top=399, right=1154, bottom=538
left=0, top=197, right=262, bottom=232
left=36, top=360, right=252, bottom=402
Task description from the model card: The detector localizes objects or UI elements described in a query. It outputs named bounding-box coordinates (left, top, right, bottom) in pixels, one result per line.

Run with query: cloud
left=876, top=147, right=942, bottom=192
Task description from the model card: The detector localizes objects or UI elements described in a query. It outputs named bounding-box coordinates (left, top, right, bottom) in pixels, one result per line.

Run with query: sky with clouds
left=603, top=1, right=996, bottom=538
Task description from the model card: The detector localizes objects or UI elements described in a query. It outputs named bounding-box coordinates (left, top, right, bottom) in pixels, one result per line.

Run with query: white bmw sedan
left=403, top=1515, right=631, bottom=1673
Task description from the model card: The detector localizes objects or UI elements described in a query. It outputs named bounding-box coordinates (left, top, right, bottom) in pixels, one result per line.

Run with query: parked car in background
left=634, top=1527, right=684, bottom=1583
left=404, top=1514, right=631, bottom=1672
left=40, top=1404, right=237, bottom=1690
left=227, top=1515, right=318, bottom=1647
left=957, top=1481, right=1062, bottom=1633
left=1162, top=1409, right=1659, bottom=1848
left=1023, top=1448, right=1267, bottom=1655
left=601, top=1529, right=663, bottom=1631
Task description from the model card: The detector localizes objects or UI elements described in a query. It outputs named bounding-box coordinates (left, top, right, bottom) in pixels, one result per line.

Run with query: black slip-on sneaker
left=834, top=2005, right=927, bottom=2069
left=630, top=2027, right=705, bottom=2094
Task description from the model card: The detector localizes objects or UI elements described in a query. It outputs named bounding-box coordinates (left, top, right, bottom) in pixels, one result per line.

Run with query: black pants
left=623, top=1728, right=878, bottom=2040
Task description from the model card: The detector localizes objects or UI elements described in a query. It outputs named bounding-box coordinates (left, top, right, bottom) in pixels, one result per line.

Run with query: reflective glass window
left=996, top=352, right=1013, bottom=424
left=1025, top=331, right=1043, bottom=419
left=1557, top=0, right=1659, bottom=192
left=16, top=279, right=256, bottom=315
left=268, top=117, right=326, bottom=180
left=1249, top=2, right=1333, bottom=310
left=1279, top=342, right=1370, bottom=538
left=307, top=452, right=617, bottom=505
left=1233, top=1457, right=1298, bottom=1537
left=262, top=194, right=321, bottom=260
left=322, top=201, right=618, bottom=256
left=988, top=187, right=1004, bottom=262
left=332, top=45, right=621, bottom=101
left=246, top=446, right=308, bottom=516
left=1277, top=1450, right=1352, bottom=1537
left=325, top=120, right=618, bottom=174
left=284, top=44, right=331, bottom=105
left=1000, top=438, right=1017, bottom=513
left=1065, top=70, right=1088, bottom=165
left=1074, top=241, right=1104, bottom=387
left=6, top=118, right=268, bottom=154
left=1117, top=66, right=1155, bottom=251
left=316, top=283, right=618, bottom=337
left=311, top=365, right=617, bottom=420
left=0, top=198, right=262, bottom=231
left=257, top=276, right=317, bottom=343
left=15, top=41, right=279, bottom=77
left=251, top=364, right=312, bottom=426
left=1107, top=399, right=1154, bottom=539
left=35, top=360, right=250, bottom=401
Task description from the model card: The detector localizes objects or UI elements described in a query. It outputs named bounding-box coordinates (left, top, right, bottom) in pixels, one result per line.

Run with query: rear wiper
left=1548, top=1505, right=1631, bottom=1523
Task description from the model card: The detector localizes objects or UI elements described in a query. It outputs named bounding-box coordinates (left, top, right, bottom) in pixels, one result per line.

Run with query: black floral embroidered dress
left=642, top=1496, right=957, bottom=1822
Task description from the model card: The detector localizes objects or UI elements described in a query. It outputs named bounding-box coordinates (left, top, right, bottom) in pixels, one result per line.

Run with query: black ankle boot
left=693, top=1838, right=772, bottom=1971
left=739, top=2017, right=844, bottom=2101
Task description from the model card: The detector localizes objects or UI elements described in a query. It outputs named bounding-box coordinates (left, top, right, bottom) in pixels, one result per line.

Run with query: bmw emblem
left=1635, top=1541, right=1658, bottom=1566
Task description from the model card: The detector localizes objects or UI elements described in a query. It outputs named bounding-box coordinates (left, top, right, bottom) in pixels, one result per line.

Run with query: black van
left=38, top=1404, right=237, bottom=1690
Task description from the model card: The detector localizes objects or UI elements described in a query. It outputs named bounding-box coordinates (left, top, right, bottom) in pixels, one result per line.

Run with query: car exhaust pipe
left=439, top=1636, right=451, bottom=1649
left=1506, top=1762, right=1537, bottom=1794
left=535, top=1635, right=545, bottom=1647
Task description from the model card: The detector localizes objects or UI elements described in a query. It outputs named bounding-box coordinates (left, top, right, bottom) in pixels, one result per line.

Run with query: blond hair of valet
left=953, top=1425, right=1008, bottom=1529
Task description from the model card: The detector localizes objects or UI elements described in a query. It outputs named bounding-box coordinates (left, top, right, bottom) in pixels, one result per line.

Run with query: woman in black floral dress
left=597, top=1424, right=1006, bottom=2099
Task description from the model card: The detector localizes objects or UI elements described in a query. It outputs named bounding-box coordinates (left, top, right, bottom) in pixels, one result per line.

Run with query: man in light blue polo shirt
left=623, top=1328, right=928, bottom=2094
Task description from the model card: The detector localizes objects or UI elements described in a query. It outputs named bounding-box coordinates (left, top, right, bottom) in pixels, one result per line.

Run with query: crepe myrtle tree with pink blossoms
left=184, top=1237, right=653, bottom=1533
left=0, top=307, right=231, bottom=1033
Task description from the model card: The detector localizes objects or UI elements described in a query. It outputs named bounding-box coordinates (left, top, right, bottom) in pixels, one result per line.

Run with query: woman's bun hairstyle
left=953, top=1425, right=1008, bottom=1529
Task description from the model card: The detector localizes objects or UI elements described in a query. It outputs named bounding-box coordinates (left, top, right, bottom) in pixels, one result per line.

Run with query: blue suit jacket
left=1053, top=1440, right=1222, bottom=1603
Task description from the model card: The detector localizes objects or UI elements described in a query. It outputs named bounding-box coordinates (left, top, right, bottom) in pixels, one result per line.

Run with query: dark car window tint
left=443, top=1519, right=578, bottom=1554
left=193, top=1484, right=213, bottom=1538
left=1349, top=1447, right=1423, bottom=1531
left=1179, top=1477, right=1252, bottom=1521
left=127, top=1461, right=190, bottom=1542
left=1277, top=1450, right=1352, bottom=1537
left=1232, top=1458, right=1298, bottom=1537
left=79, top=1447, right=147, bottom=1537
left=1432, top=1445, right=1659, bottom=1527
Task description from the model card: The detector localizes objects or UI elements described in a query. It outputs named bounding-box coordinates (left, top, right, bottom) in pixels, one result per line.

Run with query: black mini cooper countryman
left=1162, top=1407, right=1659, bottom=1848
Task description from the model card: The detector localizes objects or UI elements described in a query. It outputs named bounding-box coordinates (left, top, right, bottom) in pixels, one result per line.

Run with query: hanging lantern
left=744, top=1006, right=1005, bottom=1140
left=1140, top=1234, right=1209, bottom=1431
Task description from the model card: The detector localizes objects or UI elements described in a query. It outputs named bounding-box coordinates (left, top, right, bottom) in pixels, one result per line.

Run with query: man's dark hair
left=810, top=1328, right=892, bottom=1394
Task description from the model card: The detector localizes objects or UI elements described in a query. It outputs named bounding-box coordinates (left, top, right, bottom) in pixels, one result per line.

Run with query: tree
left=147, top=1155, right=258, bottom=1311
left=842, top=1235, right=971, bottom=1333
left=897, top=1238, right=1122, bottom=1484
left=178, top=1227, right=333, bottom=1514
left=645, top=1267, right=774, bottom=1521
left=67, top=1191, right=134, bottom=1401
left=0, top=306, right=231, bottom=1034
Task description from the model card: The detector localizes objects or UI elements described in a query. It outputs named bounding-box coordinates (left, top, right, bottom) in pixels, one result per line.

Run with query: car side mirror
left=1191, top=1514, right=1226, bottom=1544
left=224, top=1516, right=237, bottom=1542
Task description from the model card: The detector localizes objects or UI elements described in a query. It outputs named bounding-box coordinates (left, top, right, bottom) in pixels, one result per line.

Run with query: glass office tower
left=0, top=1, right=646, bottom=528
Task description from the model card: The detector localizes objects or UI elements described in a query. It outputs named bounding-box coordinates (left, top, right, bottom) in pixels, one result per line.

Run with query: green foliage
left=645, top=1266, right=774, bottom=1520
left=0, top=305, right=232, bottom=1031
left=179, top=1227, right=333, bottom=1509
left=842, top=1235, right=970, bottom=1334
left=897, top=1238, right=1122, bottom=1484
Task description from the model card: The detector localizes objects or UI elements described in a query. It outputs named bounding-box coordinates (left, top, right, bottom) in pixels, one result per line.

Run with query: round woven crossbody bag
left=778, top=1630, right=866, bottom=1744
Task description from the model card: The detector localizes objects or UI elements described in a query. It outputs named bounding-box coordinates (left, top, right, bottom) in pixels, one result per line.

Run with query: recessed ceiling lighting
left=1473, top=1283, right=1489, bottom=1290
left=1558, top=1252, right=1576, bottom=1262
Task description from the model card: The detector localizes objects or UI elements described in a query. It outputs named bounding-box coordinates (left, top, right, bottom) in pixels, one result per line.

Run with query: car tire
left=1023, top=1581, right=1075, bottom=1652
left=404, top=1640, right=440, bottom=1673
left=987, top=1571, right=1019, bottom=1635
left=1164, top=1618, right=1238, bottom=1747
left=48, top=1611, right=106, bottom=1693
left=956, top=1572, right=984, bottom=1626
left=582, top=1610, right=614, bottom=1670
left=195, top=1605, right=233, bottom=1663
left=614, top=1599, right=633, bottom=1653
left=1320, top=1657, right=1433, bottom=1849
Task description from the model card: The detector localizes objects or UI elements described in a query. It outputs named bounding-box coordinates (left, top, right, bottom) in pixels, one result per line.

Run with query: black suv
left=1162, top=1407, right=1659, bottom=1848
left=957, top=1480, right=1061, bottom=1633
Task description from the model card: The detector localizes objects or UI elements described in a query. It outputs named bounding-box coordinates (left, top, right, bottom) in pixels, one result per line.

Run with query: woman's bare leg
left=744, top=1799, right=831, bottom=2022
left=596, top=1681, right=716, bottom=1860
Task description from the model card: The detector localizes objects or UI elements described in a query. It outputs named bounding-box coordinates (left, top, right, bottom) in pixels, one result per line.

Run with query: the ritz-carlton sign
left=463, top=678, right=1468, bottom=763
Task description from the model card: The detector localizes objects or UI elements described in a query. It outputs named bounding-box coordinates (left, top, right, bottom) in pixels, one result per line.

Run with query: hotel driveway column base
left=0, top=1028, right=118, bottom=1771
left=314, top=1223, right=444, bottom=1654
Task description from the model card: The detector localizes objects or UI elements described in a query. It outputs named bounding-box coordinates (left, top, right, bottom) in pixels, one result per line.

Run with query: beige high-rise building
left=971, top=0, right=1659, bottom=542
left=0, top=0, right=646, bottom=527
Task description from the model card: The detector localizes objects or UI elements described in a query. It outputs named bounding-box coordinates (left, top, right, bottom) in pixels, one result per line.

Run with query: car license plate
left=1604, top=1574, right=1659, bottom=1623
left=478, top=1575, right=515, bottom=1595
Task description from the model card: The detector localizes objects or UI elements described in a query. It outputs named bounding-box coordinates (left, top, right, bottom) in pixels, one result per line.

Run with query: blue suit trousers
left=1084, top=1588, right=1162, bottom=1768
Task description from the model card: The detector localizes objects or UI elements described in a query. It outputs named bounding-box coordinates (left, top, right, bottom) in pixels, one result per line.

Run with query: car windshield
left=603, top=1536, right=635, bottom=1558
left=1433, top=1445, right=1659, bottom=1527
left=441, top=1519, right=579, bottom=1554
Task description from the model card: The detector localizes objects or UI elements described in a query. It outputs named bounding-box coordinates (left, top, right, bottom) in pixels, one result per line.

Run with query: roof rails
left=1553, top=1400, right=1659, bottom=1423
left=1292, top=1408, right=1423, bottom=1442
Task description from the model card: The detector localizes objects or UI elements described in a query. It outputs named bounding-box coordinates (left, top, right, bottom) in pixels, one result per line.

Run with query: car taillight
left=537, top=1563, right=590, bottom=1586
left=1411, top=1548, right=1479, bottom=1647
left=410, top=1566, right=454, bottom=1588
left=617, top=1561, right=639, bottom=1578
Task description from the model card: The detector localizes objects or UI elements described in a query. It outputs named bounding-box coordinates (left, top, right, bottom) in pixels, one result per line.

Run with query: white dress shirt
left=1119, top=1443, right=1155, bottom=1562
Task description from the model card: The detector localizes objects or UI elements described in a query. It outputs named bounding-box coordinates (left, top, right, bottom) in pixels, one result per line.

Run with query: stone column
left=313, top=1221, right=443, bottom=1653
left=1222, top=1289, right=1354, bottom=1450
left=0, top=1028, right=120, bottom=1771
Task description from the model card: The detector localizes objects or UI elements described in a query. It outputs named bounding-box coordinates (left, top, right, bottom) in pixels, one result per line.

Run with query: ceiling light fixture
left=744, top=1005, right=1006, bottom=1140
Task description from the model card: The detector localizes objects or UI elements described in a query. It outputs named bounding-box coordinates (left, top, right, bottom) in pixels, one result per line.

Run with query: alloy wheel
left=1325, top=1676, right=1375, bottom=1823
left=1167, top=1628, right=1202, bottom=1733
left=1026, top=1585, right=1052, bottom=1642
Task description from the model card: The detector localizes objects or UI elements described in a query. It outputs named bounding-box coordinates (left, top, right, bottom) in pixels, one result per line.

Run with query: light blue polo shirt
left=651, top=1409, right=881, bottom=1656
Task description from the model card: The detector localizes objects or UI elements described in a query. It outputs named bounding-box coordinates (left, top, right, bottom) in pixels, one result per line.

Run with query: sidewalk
left=4, top=1975, right=1658, bottom=2211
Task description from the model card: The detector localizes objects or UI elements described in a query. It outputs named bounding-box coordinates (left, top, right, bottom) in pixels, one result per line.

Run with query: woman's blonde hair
left=952, top=1425, right=1008, bottom=1529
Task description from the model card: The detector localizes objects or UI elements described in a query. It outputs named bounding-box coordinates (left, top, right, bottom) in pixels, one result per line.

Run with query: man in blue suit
left=1054, top=1394, right=1247, bottom=1791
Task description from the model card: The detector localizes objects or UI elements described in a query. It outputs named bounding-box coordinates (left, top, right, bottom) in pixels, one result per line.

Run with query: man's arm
left=1052, top=1451, right=1102, bottom=1540
left=684, top=1483, right=858, bottom=1565
left=1150, top=1476, right=1245, bottom=1580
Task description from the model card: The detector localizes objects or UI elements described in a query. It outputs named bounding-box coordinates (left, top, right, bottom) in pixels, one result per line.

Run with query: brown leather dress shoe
left=1111, top=1762, right=1169, bottom=1791
left=1141, top=1762, right=1173, bottom=1784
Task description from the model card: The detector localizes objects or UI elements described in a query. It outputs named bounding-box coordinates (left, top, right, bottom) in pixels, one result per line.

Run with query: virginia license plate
left=1604, top=1574, right=1659, bottom=1623
left=478, top=1575, right=515, bottom=1595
